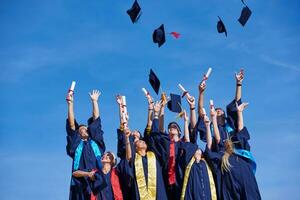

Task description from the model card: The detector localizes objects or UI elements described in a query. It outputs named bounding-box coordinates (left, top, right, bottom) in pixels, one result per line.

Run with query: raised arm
left=66, top=93, right=76, bottom=130
left=198, top=81, right=207, bottom=117
left=116, top=95, right=125, bottom=128
left=182, top=110, right=190, bottom=142
left=210, top=105, right=221, bottom=144
left=159, top=93, right=167, bottom=132
left=204, top=115, right=212, bottom=149
left=89, top=90, right=101, bottom=120
left=235, top=69, right=244, bottom=101
left=236, top=102, right=249, bottom=132
left=146, top=94, right=154, bottom=130
left=187, top=95, right=196, bottom=130
left=124, top=128, right=132, bottom=161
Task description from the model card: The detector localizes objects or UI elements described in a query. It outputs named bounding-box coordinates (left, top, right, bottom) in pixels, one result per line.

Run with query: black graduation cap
left=217, top=16, right=227, bottom=37
left=152, top=24, right=166, bottom=47
left=167, top=93, right=182, bottom=113
left=149, top=69, right=160, bottom=95
left=238, top=6, right=252, bottom=26
left=127, top=0, right=142, bottom=23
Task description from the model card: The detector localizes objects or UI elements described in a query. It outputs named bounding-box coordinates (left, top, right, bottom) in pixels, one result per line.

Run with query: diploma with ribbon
left=202, top=67, right=212, bottom=83
left=66, top=81, right=76, bottom=101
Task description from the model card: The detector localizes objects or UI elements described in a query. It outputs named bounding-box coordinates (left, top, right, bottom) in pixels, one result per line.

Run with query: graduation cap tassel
left=169, top=32, right=181, bottom=39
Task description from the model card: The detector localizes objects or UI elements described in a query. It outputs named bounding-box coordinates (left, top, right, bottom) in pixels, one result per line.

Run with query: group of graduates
left=65, top=69, right=261, bottom=200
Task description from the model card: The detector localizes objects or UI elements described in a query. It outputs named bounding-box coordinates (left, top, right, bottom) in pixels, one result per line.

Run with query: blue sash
left=71, top=140, right=103, bottom=185
left=210, top=123, right=234, bottom=138
left=234, top=148, right=257, bottom=174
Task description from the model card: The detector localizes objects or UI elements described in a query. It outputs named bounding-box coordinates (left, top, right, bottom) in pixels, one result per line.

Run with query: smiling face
left=78, top=125, right=89, bottom=139
left=101, top=152, right=115, bottom=166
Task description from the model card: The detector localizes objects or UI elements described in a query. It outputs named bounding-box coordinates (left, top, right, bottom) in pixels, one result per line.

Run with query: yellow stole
left=135, top=151, right=157, bottom=200
left=180, top=158, right=217, bottom=200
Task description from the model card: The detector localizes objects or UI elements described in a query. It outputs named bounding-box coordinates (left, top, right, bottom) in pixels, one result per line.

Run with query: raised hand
left=180, top=110, right=189, bottom=121
left=236, top=102, right=249, bottom=112
left=210, top=107, right=217, bottom=119
left=88, top=170, right=96, bottom=181
left=198, top=81, right=206, bottom=92
left=66, top=92, right=74, bottom=104
left=89, top=90, right=101, bottom=102
left=154, top=101, right=162, bottom=113
left=204, top=115, right=210, bottom=127
left=235, top=69, right=244, bottom=83
left=124, top=128, right=131, bottom=138
left=187, top=95, right=195, bottom=108
left=116, top=95, right=123, bottom=105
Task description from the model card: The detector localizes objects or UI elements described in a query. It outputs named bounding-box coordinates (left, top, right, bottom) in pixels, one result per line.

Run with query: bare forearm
left=184, top=119, right=190, bottom=142
left=92, top=100, right=100, bottom=120
left=159, top=107, right=165, bottom=132
left=206, top=125, right=212, bottom=149
left=235, top=83, right=242, bottom=101
left=147, top=109, right=153, bottom=129
left=212, top=118, right=221, bottom=143
left=68, top=103, right=76, bottom=130
left=190, top=108, right=197, bottom=129
left=198, top=92, right=204, bottom=116
left=72, top=170, right=89, bottom=178
left=237, top=111, right=244, bottom=132
left=125, top=137, right=132, bottom=161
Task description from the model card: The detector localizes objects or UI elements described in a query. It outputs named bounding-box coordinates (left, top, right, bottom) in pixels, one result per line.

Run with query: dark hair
left=78, top=124, right=87, bottom=129
left=106, top=151, right=116, bottom=167
left=168, top=122, right=181, bottom=134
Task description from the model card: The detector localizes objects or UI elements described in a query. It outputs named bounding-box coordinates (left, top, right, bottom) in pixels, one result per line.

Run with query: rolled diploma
left=205, top=67, right=212, bottom=79
left=209, top=100, right=214, bottom=108
left=69, top=81, right=76, bottom=92
left=122, top=96, right=127, bottom=113
left=142, top=88, right=148, bottom=96
left=202, top=108, right=207, bottom=115
left=178, top=83, right=191, bottom=98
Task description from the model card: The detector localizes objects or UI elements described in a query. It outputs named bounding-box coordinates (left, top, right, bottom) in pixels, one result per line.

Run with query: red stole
left=168, top=140, right=176, bottom=185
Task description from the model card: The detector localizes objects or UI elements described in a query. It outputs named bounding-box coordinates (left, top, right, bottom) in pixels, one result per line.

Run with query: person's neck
left=102, top=163, right=111, bottom=174
left=137, top=149, right=146, bottom=156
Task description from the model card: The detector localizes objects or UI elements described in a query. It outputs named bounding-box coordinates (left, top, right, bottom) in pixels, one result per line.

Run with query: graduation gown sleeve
left=66, top=119, right=81, bottom=158
left=226, top=98, right=242, bottom=131
left=88, top=117, right=106, bottom=154
left=144, top=118, right=170, bottom=168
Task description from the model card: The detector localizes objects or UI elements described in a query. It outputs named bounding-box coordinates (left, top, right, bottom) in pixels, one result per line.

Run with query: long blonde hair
left=221, top=139, right=234, bottom=173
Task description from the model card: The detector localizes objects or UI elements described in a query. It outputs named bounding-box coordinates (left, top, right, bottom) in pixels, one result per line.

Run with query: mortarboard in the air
left=153, top=24, right=166, bottom=47
left=217, top=16, right=227, bottom=37
left=167, top=93, right=182, bottom=113
left=149, top=69, right=160, bottom=95
left=238, top=0, right=252, bottom=27
left=127, top=0, right=142, bottom=23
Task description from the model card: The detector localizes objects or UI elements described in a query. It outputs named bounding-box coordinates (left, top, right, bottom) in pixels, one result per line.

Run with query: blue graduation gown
left=66, top=117, right=106, bottom=200
left=121, top=119, right=169, bottom=200
left=179, top=142, right=213, bottom=200
left=204, top=127, right=261, bottom=200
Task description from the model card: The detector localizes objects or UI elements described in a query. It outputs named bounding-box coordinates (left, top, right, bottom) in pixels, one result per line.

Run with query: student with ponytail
left=205, top=102, right=261, bottom=200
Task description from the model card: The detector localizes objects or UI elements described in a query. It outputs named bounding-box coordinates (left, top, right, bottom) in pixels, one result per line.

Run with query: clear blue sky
left=0, top=0, right=299, bottom=199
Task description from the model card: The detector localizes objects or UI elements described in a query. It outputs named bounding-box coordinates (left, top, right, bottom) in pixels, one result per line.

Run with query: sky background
left=0, top=0, right=299, bottom=199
